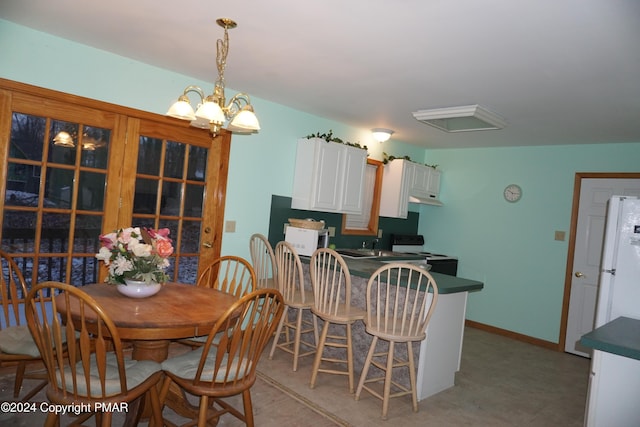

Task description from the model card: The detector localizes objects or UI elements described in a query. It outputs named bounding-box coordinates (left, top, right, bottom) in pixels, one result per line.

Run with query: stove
left=391, top=234, right=459, bottom=276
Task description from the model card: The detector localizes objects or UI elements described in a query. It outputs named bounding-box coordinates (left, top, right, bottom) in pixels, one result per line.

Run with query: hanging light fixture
left=166, top=18, right=260, bottom=137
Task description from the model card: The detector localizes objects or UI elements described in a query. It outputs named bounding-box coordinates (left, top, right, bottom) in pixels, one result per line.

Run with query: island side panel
left=416, top=291, right=468, bottom=400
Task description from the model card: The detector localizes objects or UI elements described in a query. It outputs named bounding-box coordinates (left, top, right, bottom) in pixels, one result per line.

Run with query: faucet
left=361, top=239, right=379, bottom=250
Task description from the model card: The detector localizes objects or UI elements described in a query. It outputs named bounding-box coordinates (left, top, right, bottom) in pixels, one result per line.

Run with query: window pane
left=5, top=163, right=41, bottom=204
left=48, top=120, right=79, bottom=165
left=184, top=184, right=204, bottom=217
left=180, top=220, right=202, bottom=253
left=77, top=171, right=106, bottom=211
left=41, top=213, right=70, bottom=253
left=38, top=257, right=66, bottom=283
left=2, top=211, right=36, bottom=253
left=160, top=181, right=182, bottom=216
left=187, top=146, right=208, bottom=181
left=177, top=256, right=198, bottom=284
left=74, top=215, right=103, bottom=254
left=133, top=178, right=159, bottom=214
left=10, top=113, right=45, bottom=160
left=80, top=126, right=111, bottom=169
left=71, top=256, right=99, bottom=286
left=137, top=136, right=162, bottom=175
left=164, top=141, right=185, bottom=179
left=45, top=167, right=75, bottom=209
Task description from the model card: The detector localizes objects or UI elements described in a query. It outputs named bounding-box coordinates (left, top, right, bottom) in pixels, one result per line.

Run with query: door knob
left=202, top=242, right=213, bottom=248
left=574, top=271, right=585, bottom=278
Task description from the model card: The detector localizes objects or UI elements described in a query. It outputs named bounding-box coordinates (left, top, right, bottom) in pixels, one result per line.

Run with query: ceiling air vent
left=412, top=104, right=506, bottom=132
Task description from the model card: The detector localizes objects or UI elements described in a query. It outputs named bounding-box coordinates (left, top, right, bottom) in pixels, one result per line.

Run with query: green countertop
left=301, top=256, right=484, bottom=295
left=580, top=316, right=640, bottom=361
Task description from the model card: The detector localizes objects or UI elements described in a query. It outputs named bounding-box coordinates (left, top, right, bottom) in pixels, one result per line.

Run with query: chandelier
left=166, top=18, right=260, bottom=137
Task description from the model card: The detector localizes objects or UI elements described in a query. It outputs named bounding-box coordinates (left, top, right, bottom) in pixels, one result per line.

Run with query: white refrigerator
left=584, top=195, right=640, bottom=427
left=595, top=195, right=640, bottom=327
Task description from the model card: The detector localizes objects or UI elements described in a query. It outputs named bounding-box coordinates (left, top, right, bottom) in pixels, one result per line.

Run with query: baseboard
left=465, top=319, right=561, bottom=352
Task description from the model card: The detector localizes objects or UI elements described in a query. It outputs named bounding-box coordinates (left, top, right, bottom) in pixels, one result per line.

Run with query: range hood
left=409, top=194, right=443, bottom=206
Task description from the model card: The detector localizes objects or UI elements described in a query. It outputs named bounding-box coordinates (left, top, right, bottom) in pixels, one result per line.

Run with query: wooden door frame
left=0, top=78, right=230, bottom=276
left=558, top=172, right=640, bottom=351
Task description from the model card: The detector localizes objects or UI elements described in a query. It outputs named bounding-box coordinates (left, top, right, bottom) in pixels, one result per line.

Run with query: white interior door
left=565, top=178, right=640, bottom=356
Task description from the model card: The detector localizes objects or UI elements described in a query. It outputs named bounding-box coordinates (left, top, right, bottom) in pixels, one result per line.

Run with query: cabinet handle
left=202, top=242, right=213, bottom=248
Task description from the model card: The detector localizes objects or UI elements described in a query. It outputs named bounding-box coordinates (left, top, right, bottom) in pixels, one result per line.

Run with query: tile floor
left=0, top=326, right=590, bottom=426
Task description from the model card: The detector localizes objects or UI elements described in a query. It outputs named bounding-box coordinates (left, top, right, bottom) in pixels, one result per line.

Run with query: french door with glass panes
left=0, top=80, right=229, bottom=290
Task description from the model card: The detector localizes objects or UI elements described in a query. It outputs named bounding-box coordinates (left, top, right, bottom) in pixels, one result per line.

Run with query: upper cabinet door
left=291, top=138, right=367, bottom=214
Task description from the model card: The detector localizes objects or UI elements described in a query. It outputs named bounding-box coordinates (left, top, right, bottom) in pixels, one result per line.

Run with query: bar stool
left=355, top=262, right=439, bottom=419
left=269, top=241, right=318, bottom=371
left=309, top=248, right=365, bottom=393
left=249, top=233, right=277, bottom=289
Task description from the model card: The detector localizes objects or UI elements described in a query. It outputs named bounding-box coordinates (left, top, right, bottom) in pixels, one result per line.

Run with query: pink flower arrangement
left=95, top=227, right=174, bottom=285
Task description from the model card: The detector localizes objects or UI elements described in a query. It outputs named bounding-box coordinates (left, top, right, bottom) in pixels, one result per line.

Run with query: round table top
left=55, top=282, right=239, bottom=341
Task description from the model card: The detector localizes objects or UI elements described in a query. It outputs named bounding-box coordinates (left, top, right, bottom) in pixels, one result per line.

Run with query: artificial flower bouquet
left=95, top=226, right=174, bottom=285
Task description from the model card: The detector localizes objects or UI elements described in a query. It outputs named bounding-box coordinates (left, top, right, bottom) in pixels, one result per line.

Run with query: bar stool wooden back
left=309, top=248, right=366, bottom=393
left=268, top=241, right=318, bottom=371
left=355, top=263, right=439, bottom=419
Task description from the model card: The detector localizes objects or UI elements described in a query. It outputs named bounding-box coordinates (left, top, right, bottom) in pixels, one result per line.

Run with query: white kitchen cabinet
left=291, top=138, right=367, bottom=214
left=380, top=159, right=442, bottom=218
left=379, top=159, right=412, bottom=218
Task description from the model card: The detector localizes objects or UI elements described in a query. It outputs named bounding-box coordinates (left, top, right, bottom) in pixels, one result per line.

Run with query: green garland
left=305, top=130, right=368, bottom=151
left=382, top=152, right=438, bottom=169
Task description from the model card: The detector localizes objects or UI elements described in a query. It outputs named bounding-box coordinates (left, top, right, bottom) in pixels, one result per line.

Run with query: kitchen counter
left=580, top=316, right=640, bottom=361
left=302, top=255, right=483, bottom=294
left=338, top=257, right=484, bottom=294
left=299, top=256, right=484, bottom=400
left=580, top=317, right=640, bottom=426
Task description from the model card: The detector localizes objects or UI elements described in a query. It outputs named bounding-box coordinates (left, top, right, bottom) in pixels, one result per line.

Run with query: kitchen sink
left=336, top=249, right=409, bottom=259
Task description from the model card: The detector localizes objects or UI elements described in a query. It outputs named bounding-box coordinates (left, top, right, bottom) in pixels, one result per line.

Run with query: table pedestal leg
left=132, top=339, right=170, bottom=362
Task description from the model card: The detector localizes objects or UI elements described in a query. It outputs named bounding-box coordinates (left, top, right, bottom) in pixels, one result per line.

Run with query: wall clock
left=503, top=184, right=522, bottom=203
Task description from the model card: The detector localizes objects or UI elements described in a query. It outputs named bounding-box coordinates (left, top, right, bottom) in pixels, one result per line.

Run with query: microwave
left=284, top=226, right=330, bottom=256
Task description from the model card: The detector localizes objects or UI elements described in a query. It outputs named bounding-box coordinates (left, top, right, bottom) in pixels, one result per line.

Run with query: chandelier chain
left=215, top=27, right=229, bottom=90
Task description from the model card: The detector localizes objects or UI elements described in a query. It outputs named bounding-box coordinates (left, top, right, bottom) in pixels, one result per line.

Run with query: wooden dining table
left=55, top=282, right=239, bottom=424
left=56, top=282, right=239, bottom=362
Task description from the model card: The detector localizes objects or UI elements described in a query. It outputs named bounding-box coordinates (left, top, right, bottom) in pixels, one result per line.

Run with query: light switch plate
left=328, top=226, right=336, bottom=237
left=225, top=220, right=236, bottom=233
left=554, top=230, right=565, bottom=241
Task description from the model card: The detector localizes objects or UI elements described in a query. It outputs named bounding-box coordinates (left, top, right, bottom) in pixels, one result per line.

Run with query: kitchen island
left=300, top=256, right=483, bottom=400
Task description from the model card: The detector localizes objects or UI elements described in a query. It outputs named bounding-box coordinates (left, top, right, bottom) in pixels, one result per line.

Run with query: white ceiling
left=2, top=0, right=640, bottom=149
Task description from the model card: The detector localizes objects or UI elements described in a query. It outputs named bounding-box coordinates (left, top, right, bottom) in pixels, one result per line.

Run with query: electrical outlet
left=328, top=226, right=336, bottom=237
left=378, top=229, right=383, bottom=238
left=554, top=230, right=565, bottom=241
left=225, top=220, right=236, bottom=233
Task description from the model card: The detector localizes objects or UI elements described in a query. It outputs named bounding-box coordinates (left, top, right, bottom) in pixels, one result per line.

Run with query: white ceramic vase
left=117, top=279, right=162, bottom=298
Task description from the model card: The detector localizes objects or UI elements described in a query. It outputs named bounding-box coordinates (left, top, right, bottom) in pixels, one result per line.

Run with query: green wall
left=2, top=20, right=640, bottom=344
left=419, top=144, right=640, bottom=342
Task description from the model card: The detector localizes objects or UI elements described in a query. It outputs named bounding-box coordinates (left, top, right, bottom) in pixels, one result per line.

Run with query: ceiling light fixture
left=412, top=104, right=506, bottom=133
left=371, top=128, right=394, bottom=143
left=166, top=18, right=260, bottom=138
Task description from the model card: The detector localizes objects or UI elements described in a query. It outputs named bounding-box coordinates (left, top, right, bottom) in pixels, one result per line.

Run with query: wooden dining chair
left=249, top=233, right=277, bottom=290
left=180, top=255, right=256, bottom=348
left=0, top=250, right=48, bottom=401
left=196, top=255, right=256, bottom=297
left=309, top=248, right=366, bottom=393
left=25, top=281, right=164, bottom=427
left=355, top=263, right=439, bottom=420
left=159, top=288, right=285, bottom=427
left=268, top=241, right=319, bottom=371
